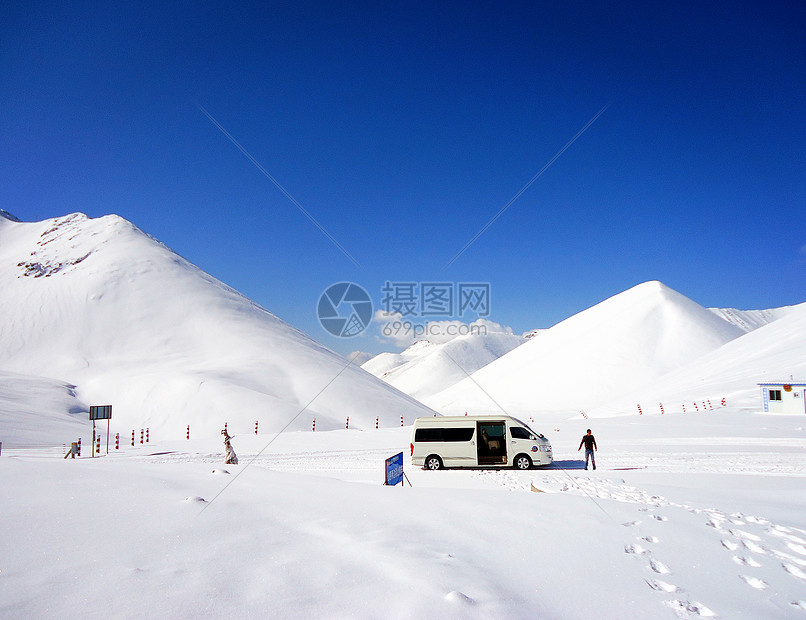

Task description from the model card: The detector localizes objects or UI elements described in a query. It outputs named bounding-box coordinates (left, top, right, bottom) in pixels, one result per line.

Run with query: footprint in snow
left=652, top=514, right=668, bottom=522
left=740, top=575, right=768, bottom=590
left=645, top=578, right=678, bottom=592
left=784, top=563, right=806, bottom=580
left=649, top=558, right=671, bottom=574
left=622, top=520, right=641, bottom=527
left=730, top=529, right=762, bottom=542
left=184, top=496, right=206, bottom=503
left=787, top=542, right=806, bottom=556
left=445, top=591, right=475, bottom=605
left=625, top=544, right=647, bottom=555
left=721, top=539, right=739, bottom=551
left=742, top=539, right=766, bottom=554
left=769, top=529, right=806, bottom=545
left=664, top=599, right=716, bottom=617
left=642, top=535, right=659, bottom=543
left=732, top=555, right=762, bottom=567
left=791, top=600, right=806, bottom=611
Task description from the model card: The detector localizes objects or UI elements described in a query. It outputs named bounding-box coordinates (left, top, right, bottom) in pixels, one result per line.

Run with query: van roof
left=414, top=415, right=522, bottom=424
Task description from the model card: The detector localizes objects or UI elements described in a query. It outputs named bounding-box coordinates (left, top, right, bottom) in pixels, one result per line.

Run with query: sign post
left=89, top=406, right=112, bottom=455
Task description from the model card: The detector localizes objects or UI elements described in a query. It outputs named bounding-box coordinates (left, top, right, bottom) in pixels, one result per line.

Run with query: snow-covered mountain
left=425, top=281, right=746, bottom=415
left=361, top=331, right=525, bottom=401
left=593, top=299, right=806, bottom=416
left=0, top=212, right=433, bottom=441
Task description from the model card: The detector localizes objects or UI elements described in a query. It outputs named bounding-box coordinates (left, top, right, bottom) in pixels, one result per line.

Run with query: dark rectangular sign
left=89, top=405, right=112, bottom=420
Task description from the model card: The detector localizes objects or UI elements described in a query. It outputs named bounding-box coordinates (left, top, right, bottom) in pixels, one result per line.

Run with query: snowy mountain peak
left=0, top=212, right=434, bottom=440
left=0, top=209, right=22, bottom=223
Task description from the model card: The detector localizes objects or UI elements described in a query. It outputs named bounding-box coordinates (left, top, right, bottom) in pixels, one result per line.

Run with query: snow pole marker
left=721, top=397, right=726, bottom=407
left=345, top=417, right=349, bottom=430
left=146, top=428, right=149, bottom=443
left=186, top=425, right=190, bottom=440
left=140, top=429, right=144, bottom=444
left=96, top=434, right=100, bottom=454
left=375, top=416, right=379, bottom=429
left=682, top=404, right=686, bottom=413
left=312, top=418, right=316, bottom=432
left=707, top=400, right=713, bottom=410
left=115, top=433, right=119, bottom=450
left=400, top=416, right=404, bottom=427
left=659, top=403, right=664, bottom=415
left=580, top=410, right=588, bottom=419
left=694, top=402, right=699, bottom=412
left=637, top=404, right=643, bottom=415
left=702, top=401, right=707, bottom=412
left=77, top=438, right=81, bottom=456
left=255, top=421, right=259, bottom=435
left=131, top=430, right=135, bottom=446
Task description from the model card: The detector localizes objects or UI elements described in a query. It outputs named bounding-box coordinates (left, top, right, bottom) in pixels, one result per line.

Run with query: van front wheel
left=424, top=455, right=443, bottom=470
left=514, top=454, right=532, bottom=470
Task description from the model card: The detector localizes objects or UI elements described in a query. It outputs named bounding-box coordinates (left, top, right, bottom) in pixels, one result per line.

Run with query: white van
left=411, top=415, right=552, bottom=470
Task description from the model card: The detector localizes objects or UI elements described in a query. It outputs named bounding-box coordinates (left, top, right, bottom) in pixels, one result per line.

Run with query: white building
left=759, top=382, right=806, bottom=414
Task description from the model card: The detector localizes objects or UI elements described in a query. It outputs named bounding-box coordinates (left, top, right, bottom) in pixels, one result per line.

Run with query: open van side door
left=477, top=421, right=507, bottom=465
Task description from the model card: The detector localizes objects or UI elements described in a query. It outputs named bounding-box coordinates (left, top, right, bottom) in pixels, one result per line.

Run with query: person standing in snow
left=578, top=429, right=597, bottom=470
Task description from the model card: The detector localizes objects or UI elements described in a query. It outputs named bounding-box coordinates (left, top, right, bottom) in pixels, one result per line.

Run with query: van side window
left=510, top=427, right=534, bottom=440
left=415, top=427, right=475, bottom=442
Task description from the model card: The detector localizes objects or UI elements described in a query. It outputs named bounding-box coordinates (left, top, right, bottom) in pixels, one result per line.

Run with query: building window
left=769, top=389, right=782, bottom=401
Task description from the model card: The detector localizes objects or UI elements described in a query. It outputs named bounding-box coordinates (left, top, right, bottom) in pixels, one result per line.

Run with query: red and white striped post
left=707, top=400, right=713, bottom=410
left=186, top=425, right=190, bottom=440
left=400, top=416, right=404, bottom=427
left=637, top=404, right=643, bottom=415
left=312, top=418, right=316, bottom=432
left=255, top=421, right=259, bottom=435
left=115, top=433, right=119, bottom=450
left=702, top=401, right=707, bottom=412
left=77, top=438, right=82, bottom=456
left=694, top=402, right=700, bottom=412
left=96, top=434, right=100, bottom=454
left=682, top=404, right=687, bottom=413
left=659, top=403, right=665, bottom=415
left=140, top=429, right=144, bottom=444
left=375, top=416, right=379, bottom=429
left=345, top=417, right=350, bottom=430
left=146, top=428, right=149, bottom=443
left=131, top=430, right=135, bottom=446
left=721, top=397, right=726, bottom=407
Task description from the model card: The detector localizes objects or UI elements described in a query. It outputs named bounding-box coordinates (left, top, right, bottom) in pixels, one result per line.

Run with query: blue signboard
left=385, top=452, right=404, bottom=486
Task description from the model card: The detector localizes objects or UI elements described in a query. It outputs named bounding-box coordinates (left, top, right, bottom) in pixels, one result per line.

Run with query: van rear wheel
left=514, top=454, right=532, bottom=470
left=424, top=455, right=443, bottom=470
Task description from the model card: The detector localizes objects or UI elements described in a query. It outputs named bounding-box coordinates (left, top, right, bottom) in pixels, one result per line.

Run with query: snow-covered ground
left=2, top=408, right=806, bottom=619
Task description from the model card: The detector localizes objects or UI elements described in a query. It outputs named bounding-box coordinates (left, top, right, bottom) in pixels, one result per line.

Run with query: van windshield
left=512, top=418, right=543, bottom=439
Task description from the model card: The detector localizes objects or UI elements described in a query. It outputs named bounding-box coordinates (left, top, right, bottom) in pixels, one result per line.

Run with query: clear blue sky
left=2, top=1, right=804, bottom=355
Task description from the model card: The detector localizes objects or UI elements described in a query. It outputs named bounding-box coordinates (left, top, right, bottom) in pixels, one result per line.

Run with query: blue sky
left=2, top=1, right=805, bottom=355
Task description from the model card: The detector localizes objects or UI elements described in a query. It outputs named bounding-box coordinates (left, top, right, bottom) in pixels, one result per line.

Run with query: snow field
left=2, top=410, right=806, bottom=619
